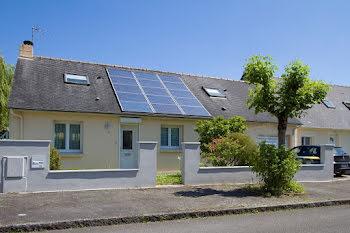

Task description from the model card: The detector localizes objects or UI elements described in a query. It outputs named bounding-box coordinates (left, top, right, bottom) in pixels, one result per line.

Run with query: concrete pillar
left=320, top=144, right=334, bottom=179
left=182, top=142, right=200, bottom=185
left=138, top=141, right=157, bottom=187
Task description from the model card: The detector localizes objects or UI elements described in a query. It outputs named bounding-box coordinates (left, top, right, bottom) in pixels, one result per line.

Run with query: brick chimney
left=19, top=40, right=33, bottom=58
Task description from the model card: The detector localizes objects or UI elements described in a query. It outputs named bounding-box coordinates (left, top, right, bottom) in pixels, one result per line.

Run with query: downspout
left=10, top=109, right=23, bottom=139
left=293, top=125, right=301, bottom=147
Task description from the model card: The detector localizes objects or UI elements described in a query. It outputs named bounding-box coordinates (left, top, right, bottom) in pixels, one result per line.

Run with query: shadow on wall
left=174, top=187, right=258, bottom=198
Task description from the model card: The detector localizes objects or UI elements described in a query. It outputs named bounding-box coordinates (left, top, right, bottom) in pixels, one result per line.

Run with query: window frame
left=160, top=126, right=182, bottom=151
left=202, top=87, right=226, bottom=97
left=257, top=136, right=287, bottom=147
left=53, top=122, right=82, bottom=154
left=322, top=100, right=335, bottom=109
left=64, top=73, right=90, bottom=85
left=301, top=136, right=313, bottom=146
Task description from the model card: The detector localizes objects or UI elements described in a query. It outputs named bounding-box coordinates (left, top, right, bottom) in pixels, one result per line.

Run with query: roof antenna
left=31, top=26, right=47, bottom=46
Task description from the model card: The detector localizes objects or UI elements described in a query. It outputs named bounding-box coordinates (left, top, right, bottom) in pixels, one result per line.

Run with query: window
left=64, top=73, right=89, bottom=85
left=343, top=102, right=350, bottom=110
left=161, top=127, right=181, bottom=150
left=54, top=123, right=82, bottom=153
left=301, top=136, right=312, bottom=145
left=322, top=100, right=335, bottom=108
left=202, top=87, right=225, bottom=97
left=257, top=136, right=287, bottom=147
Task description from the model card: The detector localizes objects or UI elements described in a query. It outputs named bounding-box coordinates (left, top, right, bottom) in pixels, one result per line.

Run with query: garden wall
left=182, top=142, right=334, bottom=185
left=0, top=140, right=157, bottom=193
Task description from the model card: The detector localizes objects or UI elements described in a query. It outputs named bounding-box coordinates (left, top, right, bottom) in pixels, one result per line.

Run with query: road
left=50, top=205, right=350, bottom=233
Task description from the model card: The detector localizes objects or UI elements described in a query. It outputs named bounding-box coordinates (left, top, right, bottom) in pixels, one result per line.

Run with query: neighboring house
left=297, top=86, right=350, bottom=152
left=7, top=42, right=350, bottom=171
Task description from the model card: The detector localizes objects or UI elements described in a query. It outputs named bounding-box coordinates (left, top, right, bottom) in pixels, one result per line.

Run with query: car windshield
left=293, top=146, right=320, bottom=156
left=334, top=147, right=346, bottom=155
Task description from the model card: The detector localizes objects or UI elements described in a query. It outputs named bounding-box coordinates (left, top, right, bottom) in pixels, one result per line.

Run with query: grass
left=156, top=172, right=182, bottom=185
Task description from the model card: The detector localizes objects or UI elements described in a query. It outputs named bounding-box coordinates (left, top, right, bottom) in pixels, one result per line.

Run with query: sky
left=1, top=0, right=349, bottom=85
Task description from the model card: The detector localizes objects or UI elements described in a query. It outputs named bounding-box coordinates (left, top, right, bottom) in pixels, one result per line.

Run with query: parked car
left=291, top=145, right=350, bottom=176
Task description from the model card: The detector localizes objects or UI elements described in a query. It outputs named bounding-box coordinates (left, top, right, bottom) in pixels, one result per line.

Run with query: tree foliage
left=0, top=53, right=14, bottom=131
left=243, top=55, right=330, bottom=147
left=202, top=132, right=258, bottom=166
left=251, top=143, right=302, bottom=195
left=195, top=116, right=247, bottom=153
left=50, top=146, right=61, bottom=170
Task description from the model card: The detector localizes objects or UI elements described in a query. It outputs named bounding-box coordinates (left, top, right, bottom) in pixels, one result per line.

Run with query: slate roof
left=298, top=85, right=350, bottom=130
left=12, top=56, right=350, bottom=127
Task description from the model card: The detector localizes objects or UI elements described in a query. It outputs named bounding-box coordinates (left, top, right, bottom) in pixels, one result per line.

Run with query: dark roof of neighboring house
left=13, top=55, right=344, bottom=126
left=298, top=85, right=350, bottom=130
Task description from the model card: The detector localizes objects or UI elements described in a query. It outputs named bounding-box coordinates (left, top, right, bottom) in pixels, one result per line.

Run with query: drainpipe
left=293, top=125, right=301, bottom=147
left=10, top=109, right=23, bottom=139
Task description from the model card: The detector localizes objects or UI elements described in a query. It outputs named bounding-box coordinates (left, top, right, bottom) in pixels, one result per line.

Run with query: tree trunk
left=278, top=116, right=288, bottom=148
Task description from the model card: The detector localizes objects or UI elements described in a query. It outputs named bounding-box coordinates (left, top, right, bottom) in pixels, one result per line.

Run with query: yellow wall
left=246, top=122, right=297, bottom=148
left=296, top=127, right=350, bottom=152
left=14, top=110, right=345, bottom=172
left=9, top=110, right=199, bottom=171
left=140, top=117, right=198, bottom=172
left=10, top=110, right=119, bottom=169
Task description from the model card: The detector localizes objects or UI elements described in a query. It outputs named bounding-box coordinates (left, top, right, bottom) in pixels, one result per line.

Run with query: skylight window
left=343, top=102, right=350, bottom=110
left=322, top=100, right=335, bottom=109
left=203, top=87, right=225, bottom=97
left=64, top=74, right=89, bottom=85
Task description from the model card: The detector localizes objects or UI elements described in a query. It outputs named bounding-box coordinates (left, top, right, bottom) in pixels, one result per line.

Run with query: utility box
left=31, top=157, right=45, bottom=169
left=6, top=156, right=26, bottom=178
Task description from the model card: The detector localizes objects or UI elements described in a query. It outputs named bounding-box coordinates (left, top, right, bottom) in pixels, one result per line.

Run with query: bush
left=50, top=146, right=61, bottom=170
left=202, top=132, right=258, bottom=166
left=250, top=143, right=302, bottom=195
left=195, top=116, right=247, bottom=153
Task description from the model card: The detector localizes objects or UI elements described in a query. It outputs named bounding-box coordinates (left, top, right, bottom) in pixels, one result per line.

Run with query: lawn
left=156, top=172, right=182, bottom=185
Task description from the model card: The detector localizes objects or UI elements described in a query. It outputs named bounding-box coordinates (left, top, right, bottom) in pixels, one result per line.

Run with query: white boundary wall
left=0, top=140, right=157, bottom=193
left=182, top=142, right=334, bottom=185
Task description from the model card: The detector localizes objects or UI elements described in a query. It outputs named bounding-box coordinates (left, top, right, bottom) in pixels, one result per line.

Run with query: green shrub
left=202, top=132, right=258, bottom=166
left=195, top=116, right=247, bottom=153
left=50, top=146, right=61, bottom=170
left=250, top=143, right=302, bottom=195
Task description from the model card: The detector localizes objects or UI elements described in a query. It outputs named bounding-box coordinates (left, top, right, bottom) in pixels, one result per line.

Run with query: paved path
left=49, top=205, right=350, bottom=233
left=0, top=178, right=350, bottom=227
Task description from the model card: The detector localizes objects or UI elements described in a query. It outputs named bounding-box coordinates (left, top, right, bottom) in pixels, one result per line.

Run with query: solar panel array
left=106, top=68, right=211, bottom=117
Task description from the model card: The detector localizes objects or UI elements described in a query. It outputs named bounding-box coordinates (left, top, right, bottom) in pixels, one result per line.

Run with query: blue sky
left=1, top=0, right=349, bottom=85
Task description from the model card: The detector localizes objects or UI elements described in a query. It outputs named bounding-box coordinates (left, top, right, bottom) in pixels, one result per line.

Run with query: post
left=320, top=144, right=334, bottom=180
left=138, top=141, right=157, bottom=187
left=182, top=142, right=200, bottom=185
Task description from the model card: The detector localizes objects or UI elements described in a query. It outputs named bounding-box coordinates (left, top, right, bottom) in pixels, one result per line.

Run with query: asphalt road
left=50, top=205, right=350, bottom=233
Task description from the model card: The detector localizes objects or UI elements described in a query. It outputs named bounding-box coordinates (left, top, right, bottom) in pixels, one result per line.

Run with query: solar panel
left=106, top=68, right=211, bottom=116
left=152, top=104, right=182, bottom=114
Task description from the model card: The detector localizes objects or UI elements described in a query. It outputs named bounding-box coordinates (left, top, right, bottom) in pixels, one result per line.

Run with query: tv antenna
left=31, top=26, right=47, bottom=45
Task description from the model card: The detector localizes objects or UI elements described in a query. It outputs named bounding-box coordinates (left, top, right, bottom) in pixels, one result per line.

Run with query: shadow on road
left=174, top=187, right=258, bottom=198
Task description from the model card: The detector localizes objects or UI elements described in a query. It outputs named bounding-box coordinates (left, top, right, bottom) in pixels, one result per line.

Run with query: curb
left=1, top=199, right=350, bottom=232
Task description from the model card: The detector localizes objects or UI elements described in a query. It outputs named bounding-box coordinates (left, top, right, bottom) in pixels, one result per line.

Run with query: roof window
left=203, top=87, right=225, bottom=97
left=322, top=100, right=335, bottom=109
left=64, top=74, right=89, bottom=85
left=343, top=102, right=350, bottom=110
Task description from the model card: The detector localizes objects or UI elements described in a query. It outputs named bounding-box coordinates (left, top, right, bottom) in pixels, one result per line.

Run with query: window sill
left=59, top=151, right=83, bottom=158
left=160, top=148, right=182, bottom=153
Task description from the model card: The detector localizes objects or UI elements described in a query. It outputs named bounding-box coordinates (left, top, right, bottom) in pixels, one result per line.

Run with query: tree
left=0, top=53, right=14, bottom=131
left=195, top=116, right=247, bottom=153
left=243, top=55, right=329, bottom=147
left=50, top=146, right=61, bottom=170
left=202, top=132, right=258, bottom=166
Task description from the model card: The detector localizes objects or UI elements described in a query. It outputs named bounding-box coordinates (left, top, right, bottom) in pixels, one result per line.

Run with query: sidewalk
left=0, top=177, right=350, bottom=230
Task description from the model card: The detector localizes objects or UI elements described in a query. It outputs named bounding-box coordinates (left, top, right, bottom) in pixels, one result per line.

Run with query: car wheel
left=335, top=171, right=344, bottom=177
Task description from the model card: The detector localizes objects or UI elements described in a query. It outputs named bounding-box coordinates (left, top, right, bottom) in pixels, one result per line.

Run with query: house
left=8, top=42, right=350, bottom=171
